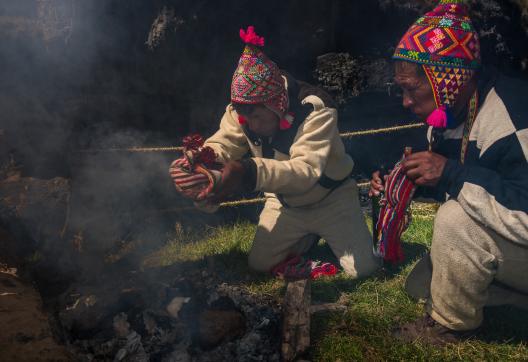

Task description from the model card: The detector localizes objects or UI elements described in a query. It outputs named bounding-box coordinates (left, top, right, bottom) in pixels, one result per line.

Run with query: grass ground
left=142, top=212, right=528, bottom=361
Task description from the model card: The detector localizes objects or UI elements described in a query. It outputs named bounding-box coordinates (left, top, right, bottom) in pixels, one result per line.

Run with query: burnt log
left=310, top=302, right=347, bottom=315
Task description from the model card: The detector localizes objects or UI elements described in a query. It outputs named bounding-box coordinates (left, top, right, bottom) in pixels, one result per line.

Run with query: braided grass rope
left=81, top=122, right=425, bottom=154
left=80, top=122, right=435, bottom=213
left=339, top=122, right=424, bottom=138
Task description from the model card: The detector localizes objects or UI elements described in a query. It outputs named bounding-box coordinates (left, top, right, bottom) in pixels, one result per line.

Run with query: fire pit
left=62, top=269, right=282, bottom=362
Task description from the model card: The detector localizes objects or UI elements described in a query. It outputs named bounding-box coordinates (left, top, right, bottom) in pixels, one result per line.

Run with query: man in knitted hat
left=172, top=26, right=380, bottom=278
left=370, top=0, right=528, bottom=345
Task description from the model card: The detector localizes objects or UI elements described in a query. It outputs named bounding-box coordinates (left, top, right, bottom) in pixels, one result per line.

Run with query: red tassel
left=279, top=119, right=291, bottom=130
left=238, top=115, right=247, bottom=125
left=279, top=112, right=294, bottom=130
left=426, top=106, right=448, bottom=128
left=182, top=134, right=204, bottom=150
left=239, top=26, right=265, bottom=47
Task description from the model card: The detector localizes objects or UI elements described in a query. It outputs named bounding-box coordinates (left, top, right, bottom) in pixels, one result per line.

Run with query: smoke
left=26, top=124, right=239, bottom=287
left=0, top=0, right=526, bottom=286
left=0, top=0, right=97, bottom=177
left=68, top=128, right=222, bottom=251
left=0, top=1, right=239, bottom=285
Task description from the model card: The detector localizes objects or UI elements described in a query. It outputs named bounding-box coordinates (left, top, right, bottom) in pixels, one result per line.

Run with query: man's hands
left=170, top=158, right=249, bottom=204
left=210, top=160, right=246, bottom=203
left=369, top=151, right=448, bottom=195
left=369, top=171, right=388, bottom=197
left=402, top=151, right=447, bottom=187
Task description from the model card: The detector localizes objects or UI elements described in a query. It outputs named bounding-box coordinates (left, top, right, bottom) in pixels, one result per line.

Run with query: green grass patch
left=143, top=216, right=528, bottom=361
left=143, top=221, right=255, bottom=268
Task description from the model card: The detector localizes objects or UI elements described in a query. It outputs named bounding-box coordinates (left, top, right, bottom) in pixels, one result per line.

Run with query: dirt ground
left=0, top=269, right=72, bottom=362
left=0, top=226, right=72, bottom=362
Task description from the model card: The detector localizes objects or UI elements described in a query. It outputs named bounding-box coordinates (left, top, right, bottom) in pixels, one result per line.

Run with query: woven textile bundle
left=169, top=135, right=221, bottom=201
left=374, top=148, right=417, bottom=263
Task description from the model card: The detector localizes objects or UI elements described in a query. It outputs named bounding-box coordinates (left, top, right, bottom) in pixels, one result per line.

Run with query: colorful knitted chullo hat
left=231, top=26, right=289, bottom=120
left=393, top=0, right=481, bottom=128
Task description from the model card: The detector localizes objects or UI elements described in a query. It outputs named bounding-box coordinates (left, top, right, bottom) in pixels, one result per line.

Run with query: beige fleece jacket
left=205, top=92, right=354, bottom=208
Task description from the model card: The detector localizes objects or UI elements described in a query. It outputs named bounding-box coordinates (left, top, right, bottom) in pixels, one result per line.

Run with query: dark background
left=1, top=0, right=527, bottom=178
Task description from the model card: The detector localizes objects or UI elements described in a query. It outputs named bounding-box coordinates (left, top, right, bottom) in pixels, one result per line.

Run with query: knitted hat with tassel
left=231, top=26, right=293, bottom=130
left=393, top=0, right=481, bottom=128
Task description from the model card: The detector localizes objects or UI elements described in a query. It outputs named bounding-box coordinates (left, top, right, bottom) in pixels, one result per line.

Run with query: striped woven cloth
left=169, top=158, right=211, bottom=199
left=374, top=150, right=416, bottom=263
left=169, top=143, right=221, bottom=202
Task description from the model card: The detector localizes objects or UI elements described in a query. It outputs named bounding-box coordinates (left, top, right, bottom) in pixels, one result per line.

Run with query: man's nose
left=402, top=93, right=414, bottom=109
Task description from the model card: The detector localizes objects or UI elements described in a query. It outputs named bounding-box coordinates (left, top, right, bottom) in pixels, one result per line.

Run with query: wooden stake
left=281, top=278, right=311, bottom=361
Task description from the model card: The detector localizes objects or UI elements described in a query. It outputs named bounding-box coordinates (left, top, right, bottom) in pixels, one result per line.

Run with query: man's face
left=394, top=61, right=437, bottom=121
left=242, top=105, right=280, bottom=137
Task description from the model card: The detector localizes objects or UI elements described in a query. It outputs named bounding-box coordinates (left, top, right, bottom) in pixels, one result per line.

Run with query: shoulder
left=282, top=71, right=337, bottom=118
left=474, top=74, right=528, bottom=141
left=473, top=75, right=528, bottom=159
left=224, top=104, right=240, bottom=123
left=296, top=79, right=337, bottom=110
left=301, top=95, right=335, bottom=114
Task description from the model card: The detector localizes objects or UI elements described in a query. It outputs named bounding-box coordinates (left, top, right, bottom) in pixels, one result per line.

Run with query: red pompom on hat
left=239, top=26, right=264, bottom=47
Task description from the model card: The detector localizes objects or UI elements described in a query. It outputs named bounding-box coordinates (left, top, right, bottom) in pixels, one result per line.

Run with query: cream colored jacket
left=205, top=76, right=354, bottom=208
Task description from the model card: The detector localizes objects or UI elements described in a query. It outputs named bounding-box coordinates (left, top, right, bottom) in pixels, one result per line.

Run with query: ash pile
left=63, top=270, right=281, bottom=362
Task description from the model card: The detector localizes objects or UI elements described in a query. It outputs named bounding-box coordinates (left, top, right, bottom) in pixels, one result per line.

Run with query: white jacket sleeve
left=252, top=107, right=337, bottom=195
left=204, top=105, right=249, bottom=163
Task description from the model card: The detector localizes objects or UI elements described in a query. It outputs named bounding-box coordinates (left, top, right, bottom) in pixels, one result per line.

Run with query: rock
left=58, top=282, right=146, bottom=338
left=197, top=285, right=281, bottom=361
left=197, top=309, right=246, bottom=349
left=114, top=330, right=148, bottom=362
left=314, top=53, right=364, bottom=105
left=146, top=6, right=185, bottom=50
left=314, top=54, right=393, bottom=105
left=113, top=313, right=131, bottom=338
left=236, top=331, right=262, bottom=358
left=162, top=344, right=192, bottom=362
left=166, top=296, right=190, bottom=319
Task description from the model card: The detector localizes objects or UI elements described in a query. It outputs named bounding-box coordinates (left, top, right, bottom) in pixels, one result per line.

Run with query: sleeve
left=437, top=132, right=528, bottom=245
left=203, top=105, right=249, bottom=163
left=413, top=186, right=445, bottom=203
left=251, top=107, right=337, bottom=195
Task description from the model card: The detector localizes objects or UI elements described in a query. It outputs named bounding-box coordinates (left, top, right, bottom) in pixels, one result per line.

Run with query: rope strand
left=78, top=122, right=425, bottom=154
left=339, top=122, right=424, bottom=138
left=77, top=122, right=427, bottom=211
left=216, top=182, right=371, bottom=208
